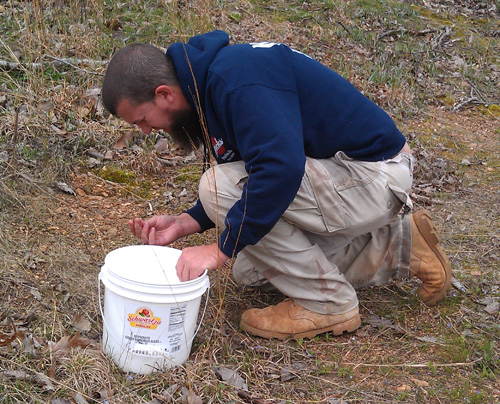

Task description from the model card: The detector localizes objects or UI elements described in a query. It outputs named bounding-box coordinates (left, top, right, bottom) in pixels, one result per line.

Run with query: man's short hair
left=101, top=43, right=179, bottom=115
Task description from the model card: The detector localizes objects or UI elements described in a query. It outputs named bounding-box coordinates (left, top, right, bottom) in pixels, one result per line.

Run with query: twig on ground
left=343, top=358, right=482, bottom=368
left=10, top=107, right=19, bottom=167
left=0, top=57, right=107, bottom=74
left=376, top=28, right=436, bottom=44
left=464, top=78, right=489, bottom=104
left=411, top=192, right=444, bottom=205
left=45, top=55, right=105, bottom=75
left=433, top=26, right=453, bottom=55
left=452, top=96, right=485, bottom=112
left=237, top=390, right=268, bottom=404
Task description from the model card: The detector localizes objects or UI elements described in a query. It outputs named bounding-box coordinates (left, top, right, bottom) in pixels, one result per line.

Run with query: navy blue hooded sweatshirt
left=166, top=30, right=406, bottom=258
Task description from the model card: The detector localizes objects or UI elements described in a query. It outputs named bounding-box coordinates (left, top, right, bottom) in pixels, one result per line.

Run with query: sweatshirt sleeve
left=185, top=199, right=215, bottom=232
left=212, top=82, right=306, bottom=257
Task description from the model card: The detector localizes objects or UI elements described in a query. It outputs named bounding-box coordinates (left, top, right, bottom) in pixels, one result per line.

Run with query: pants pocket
left=304, top=157, right=348, bottom=232
left=387, top=183, right=413, bottom=214
left=305, top=152, right=405, bottom=235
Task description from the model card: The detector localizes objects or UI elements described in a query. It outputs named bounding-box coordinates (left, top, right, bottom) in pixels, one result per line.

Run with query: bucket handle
left=98, top=273, right=210, bottom=361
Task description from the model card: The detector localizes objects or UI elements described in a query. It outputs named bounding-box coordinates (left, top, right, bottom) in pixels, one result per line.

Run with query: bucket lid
left=102, top=245, right=205, bottom=288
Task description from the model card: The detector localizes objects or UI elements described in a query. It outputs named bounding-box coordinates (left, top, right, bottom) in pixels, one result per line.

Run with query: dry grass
left=1, top=0, right=499, bottom=403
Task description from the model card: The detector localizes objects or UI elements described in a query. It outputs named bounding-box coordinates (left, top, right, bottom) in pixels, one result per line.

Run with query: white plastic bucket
left=98, top=245, right=209, bottom=374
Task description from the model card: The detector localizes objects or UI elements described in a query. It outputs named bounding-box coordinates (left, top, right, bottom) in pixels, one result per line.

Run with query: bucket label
left=127, top=307, right=161, bottom=330
left=168, top=304, right=187, bottom=332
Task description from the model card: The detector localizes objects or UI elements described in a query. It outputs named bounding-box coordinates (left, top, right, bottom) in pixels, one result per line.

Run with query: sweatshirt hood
left=166, top=30, right=229, bottom=111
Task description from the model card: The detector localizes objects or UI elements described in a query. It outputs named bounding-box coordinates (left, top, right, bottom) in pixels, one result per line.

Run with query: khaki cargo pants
left=198, top=151, right=414, bottom=315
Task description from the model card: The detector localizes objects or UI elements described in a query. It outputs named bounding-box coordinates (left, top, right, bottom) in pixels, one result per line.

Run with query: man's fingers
left=176, top=262, right=186, bottom=282
left=149, top=227, right=157, bottom=245
left=141, top=222, right=151, bottom=244
left=131, top=218, right=143, bottom=238
left=129, top=218, right=144, bottom=238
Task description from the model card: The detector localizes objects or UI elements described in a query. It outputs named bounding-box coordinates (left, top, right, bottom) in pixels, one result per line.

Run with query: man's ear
left=154, top=85, right=174, bottom=104
left=155, top=85, right=190, bottom=110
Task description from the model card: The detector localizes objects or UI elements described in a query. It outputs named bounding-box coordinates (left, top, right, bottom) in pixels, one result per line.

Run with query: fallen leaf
left=411, top=378, right=429, bottom=387
left=71, top=314, right=92, bottom=332
left=461, top=329, right=476, bottom=338
left=326, top=399, right=345, bottom=404
left=397, top=384, right=411, bottom=392
left=92, top=387, right=113, bottom=400
left=50, top=124, right=67, bottom=136
left=479, top=297, right=500, bottom=315
left=367, top=315, right=393, bottom=328
left=106, top=18, right=122, bottom=30
left=0, top=321, right=24, bottom=347
left=113, top=131, right=134, bottom=149
left=415, top=336, right=442, bottom=344
left=30, top=287, right=42, bottom=300
left=0, top=370, right=54, bottom=391
left=108, top=227, right=118, bottom=237
left=483, top=302, right=500, bottom=315
left=77, top=106, right=91, bottom=119
left=38, top=100, right=53, bottom=112
left=184, top=150, right=197, bottom=162
left=451, top=278, right=467, bottom=292
left=84, top=87, right=101, bottom=98
left=87, top=148, right=105, bottom=159
left=48, top=332, right=96, bottom=356
left=20, top=333, right=44, bottom=357
left=180, top=386, right=202, bottom=404
left=237, top=390, right=268, bottom=404
left=73, top=393, right=89, bottom=404
left=355, top=325, right=372, bottom=337
left=155, top=138, right=170, bottom=153
left=280, top=361, right=308, bottom=382
left=56, top=182, right=76, bottom=195
left=158, top=384, right=178, bottom=403
left=214, top=366, right=248, bottom=390
left=47, top=365, right=56, bottom=380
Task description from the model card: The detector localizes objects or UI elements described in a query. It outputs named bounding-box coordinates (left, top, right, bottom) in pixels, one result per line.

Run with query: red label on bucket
left=127, top=307, right=161, bottom=329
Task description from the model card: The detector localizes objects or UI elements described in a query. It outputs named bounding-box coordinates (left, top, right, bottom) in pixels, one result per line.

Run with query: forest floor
left=1, top=0, right=499, bottom=403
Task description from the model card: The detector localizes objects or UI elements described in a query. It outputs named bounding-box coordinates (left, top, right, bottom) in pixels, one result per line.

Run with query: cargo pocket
left=304, top=157, right=347, bottom=232
left=387, top=183, right=413, bottom=215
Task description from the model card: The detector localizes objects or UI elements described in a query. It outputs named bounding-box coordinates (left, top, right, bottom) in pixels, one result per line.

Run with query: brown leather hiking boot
left=410, top=209, right=452, bottom=306
left=240, top=299, right=361, bottom=340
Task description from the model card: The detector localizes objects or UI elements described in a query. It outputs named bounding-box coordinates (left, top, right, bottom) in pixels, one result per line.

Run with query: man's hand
left=128, top=212, right=201, bottom=245
left=176, top=243, right=229, bottom=281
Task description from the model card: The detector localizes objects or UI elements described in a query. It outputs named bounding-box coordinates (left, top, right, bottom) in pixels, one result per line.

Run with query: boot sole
left=240, top=312, right=361, bottom=341
left=413, top=209, right=452, bottom=306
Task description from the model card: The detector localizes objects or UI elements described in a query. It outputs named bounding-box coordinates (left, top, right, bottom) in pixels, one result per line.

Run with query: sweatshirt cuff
left=218, top=228, right=247, bottom=258
left=185, top=199, right=215, bottom=232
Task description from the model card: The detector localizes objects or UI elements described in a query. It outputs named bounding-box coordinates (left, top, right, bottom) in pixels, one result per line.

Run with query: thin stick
left=343, top=358, right=482, bottom=368
left=0, top=57, right=107, bottom=71
left=10, top=106, right=19, bottom=168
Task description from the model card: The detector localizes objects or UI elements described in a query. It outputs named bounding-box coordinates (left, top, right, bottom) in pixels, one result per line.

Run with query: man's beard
left=168, top=107, right=205, bottom=150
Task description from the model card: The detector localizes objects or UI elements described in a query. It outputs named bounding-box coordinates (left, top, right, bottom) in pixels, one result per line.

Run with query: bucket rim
left=101, top=264, right=209, bottom=288
left=102, top=245, right=208, bottom=287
